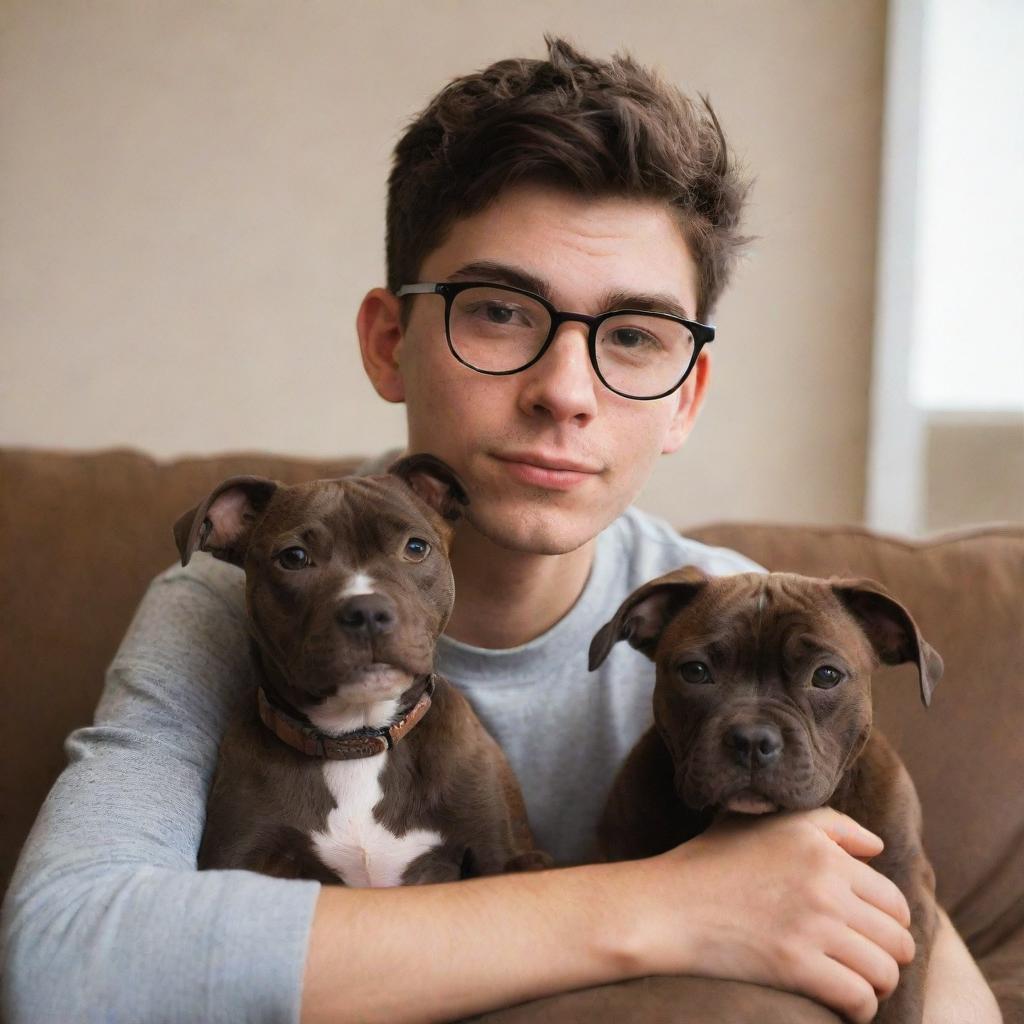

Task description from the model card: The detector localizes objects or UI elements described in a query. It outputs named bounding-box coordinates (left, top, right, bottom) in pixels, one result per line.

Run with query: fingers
left=794, top=954, right=880, bottom=1024
left=845, top=894, right=916, bottom=967
left=825, top=923, right=902, bottom=1000
left=849, top=858, right=913, bottom=931
left=809, top=807, right=884, bottom=859
left=808, top=809, right=912, bottom=935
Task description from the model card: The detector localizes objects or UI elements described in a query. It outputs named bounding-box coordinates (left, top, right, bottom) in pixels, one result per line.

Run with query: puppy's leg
left=872, top=846, right=937, bottom=1024
left=454, top=727, right=554, bottom=875
left=597, top=726, right=709, bottom=862
left=844, top=740, right=938, bottom=1024
left=201, top=820, right=343, bottom=884
left=490, top=750, right=554, bottom=872
left=501, top=851, right=554, bottom=872
left=400, top=842, right=467, bottom=884
left=246, top=827, right=347, bottom=884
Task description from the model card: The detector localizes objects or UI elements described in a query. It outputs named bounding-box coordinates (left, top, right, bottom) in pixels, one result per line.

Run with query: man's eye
left=277, top=547, right=310, bottom=570
left=678, top=661, right=712, bottom=684
left=484, top=303, right=516, bottom=324
left=812, top=665, right=844, bottom=689
left=465, top=301, right=532, bottom=328
left=608, top=327, right=659, bottom=349
left=404, top=537, right=431, bottom=562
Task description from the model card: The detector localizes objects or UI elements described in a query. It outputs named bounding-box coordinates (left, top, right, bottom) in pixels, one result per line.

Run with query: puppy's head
left=590, top=568, right=942, bottom=815
left=172, top=453, right=468, bottom=710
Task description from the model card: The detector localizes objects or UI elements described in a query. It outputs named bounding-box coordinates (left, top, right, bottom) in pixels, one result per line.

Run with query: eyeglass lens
left=448, top=286, right=695, bottom=398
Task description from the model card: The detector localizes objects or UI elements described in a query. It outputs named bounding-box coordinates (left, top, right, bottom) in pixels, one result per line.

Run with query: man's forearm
left=301, top=810, right=920, bottom=1024
left=300, top=861, right=638, bottom=1024
left=923, top=908, right=1002, bottom=1023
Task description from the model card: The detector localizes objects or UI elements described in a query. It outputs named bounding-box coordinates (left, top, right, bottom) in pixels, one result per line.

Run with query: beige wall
left=0, top=0, right=887, bottom=528
left=926, top=413, right=1024, bottom=533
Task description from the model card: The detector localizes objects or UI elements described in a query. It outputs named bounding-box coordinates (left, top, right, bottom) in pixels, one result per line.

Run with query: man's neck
left=444, top=524, right=595, bottom=650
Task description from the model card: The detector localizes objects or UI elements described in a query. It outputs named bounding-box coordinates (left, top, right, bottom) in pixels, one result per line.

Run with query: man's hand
left=619, top=807, right=915, bottom=1024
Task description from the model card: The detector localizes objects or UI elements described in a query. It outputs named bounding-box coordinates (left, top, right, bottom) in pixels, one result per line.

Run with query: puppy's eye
left=812, top=665, right=844, bottom=689
left=404, top=537, right=431, bottom=562
left=277, top=547, right=310, bottom=570
left=678, top=661, right=712, bottom=685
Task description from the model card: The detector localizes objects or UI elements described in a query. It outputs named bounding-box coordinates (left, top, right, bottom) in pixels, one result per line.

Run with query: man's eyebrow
left=447, top=260, right=694, bottom=320
left=601, top=290, right=694, bottom=321
left=448, top=261, right=550, bottom=297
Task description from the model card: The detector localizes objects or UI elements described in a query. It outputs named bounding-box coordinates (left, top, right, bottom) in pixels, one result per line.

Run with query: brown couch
left=2, top=447, right=1022, bottom=1021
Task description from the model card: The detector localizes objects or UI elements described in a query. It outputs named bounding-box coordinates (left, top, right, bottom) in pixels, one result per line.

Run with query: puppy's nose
left=725, top=723, right=783, bottom=769
left=336, top=594, right=397, bottom=636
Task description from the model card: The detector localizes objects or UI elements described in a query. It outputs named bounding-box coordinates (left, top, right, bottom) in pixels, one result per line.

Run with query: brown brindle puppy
left=589, top=567, right=942, bottom=1024
left=174, top=454, right=549, bottom=885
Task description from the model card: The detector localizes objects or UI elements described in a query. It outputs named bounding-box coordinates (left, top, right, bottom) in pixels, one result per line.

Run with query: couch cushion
left=0, top=447, right=361, bottom=894
left=686, top=521, right=1024, bottom=1015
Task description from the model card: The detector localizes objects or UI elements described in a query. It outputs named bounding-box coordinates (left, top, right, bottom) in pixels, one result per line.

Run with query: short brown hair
left=386, top=36, right=750, bottom=321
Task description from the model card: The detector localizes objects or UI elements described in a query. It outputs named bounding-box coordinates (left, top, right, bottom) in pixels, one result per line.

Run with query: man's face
left=366, top=183, right=708, bottom=556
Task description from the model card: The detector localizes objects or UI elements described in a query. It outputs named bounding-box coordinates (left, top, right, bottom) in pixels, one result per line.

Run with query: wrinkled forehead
left=671, top=573, right=874, bottom=663
left=257, top=477, right=440, bottom=551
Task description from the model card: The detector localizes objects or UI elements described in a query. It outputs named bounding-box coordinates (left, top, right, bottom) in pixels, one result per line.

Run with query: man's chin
left=465, top=501, right=607, bottom=556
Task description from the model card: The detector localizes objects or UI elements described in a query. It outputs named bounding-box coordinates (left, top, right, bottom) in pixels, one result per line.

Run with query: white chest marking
left=310, top=755, right=443, bottom=888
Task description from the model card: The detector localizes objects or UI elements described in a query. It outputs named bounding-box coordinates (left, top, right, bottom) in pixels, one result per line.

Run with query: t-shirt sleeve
left=0, top=558, right=321, bottom=1024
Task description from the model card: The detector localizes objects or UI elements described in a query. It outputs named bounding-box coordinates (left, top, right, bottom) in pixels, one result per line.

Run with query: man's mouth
left=492, top=450, right=602, bottom=491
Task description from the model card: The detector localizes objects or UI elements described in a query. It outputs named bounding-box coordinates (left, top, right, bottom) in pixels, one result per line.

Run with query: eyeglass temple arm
left=395, top=284, right=442, bottom=297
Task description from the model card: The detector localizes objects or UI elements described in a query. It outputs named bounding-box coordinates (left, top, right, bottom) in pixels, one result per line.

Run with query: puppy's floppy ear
left=173, top=476, right=278, bottom=568
left=388, top=453, right=469, bottom=522
left=589, top=566, right=709, bottom=670
left=831, top=578, right=944, bottom=707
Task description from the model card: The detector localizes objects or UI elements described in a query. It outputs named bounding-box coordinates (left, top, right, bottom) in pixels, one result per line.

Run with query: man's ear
left=589, top=566, right=709, bottom=669
left=173, top=476, right=278, bottom=568
left=662, top=349, right=711, bottom=454
left=388, top=453, right=470, bottom=523
left=831, top=578, right=944, bottom=707
left=357, top=287, right=406, bottom=403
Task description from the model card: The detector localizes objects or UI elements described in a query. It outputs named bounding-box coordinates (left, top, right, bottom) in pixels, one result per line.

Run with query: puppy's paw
left=503, top=850, right=554, bottom=872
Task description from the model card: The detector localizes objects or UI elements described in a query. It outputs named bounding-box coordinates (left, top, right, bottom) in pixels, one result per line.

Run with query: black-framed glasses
left=395, top=281, right=714, bottom=401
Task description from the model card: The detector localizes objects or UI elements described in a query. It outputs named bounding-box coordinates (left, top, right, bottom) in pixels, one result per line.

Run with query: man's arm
left=1, top=563, right=322, bottom=1023
left=300, top=810, right=915, bottom=1024
left=924, top=909, right=1002, bottom=1023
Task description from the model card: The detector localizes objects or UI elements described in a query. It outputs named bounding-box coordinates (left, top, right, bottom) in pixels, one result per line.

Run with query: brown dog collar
left=257, top=676, right=436, bottom=760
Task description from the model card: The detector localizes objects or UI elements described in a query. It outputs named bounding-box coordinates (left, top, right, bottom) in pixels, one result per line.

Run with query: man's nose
left=516, top=322, right=600, bottom=423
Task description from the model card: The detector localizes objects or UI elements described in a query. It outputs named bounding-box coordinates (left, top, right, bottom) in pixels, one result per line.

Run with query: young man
left=1, top=37, right=998, bottom=1024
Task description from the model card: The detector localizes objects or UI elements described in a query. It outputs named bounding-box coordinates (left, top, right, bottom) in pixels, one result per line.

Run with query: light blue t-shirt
left=1, top=504, right=761, bottom=1024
